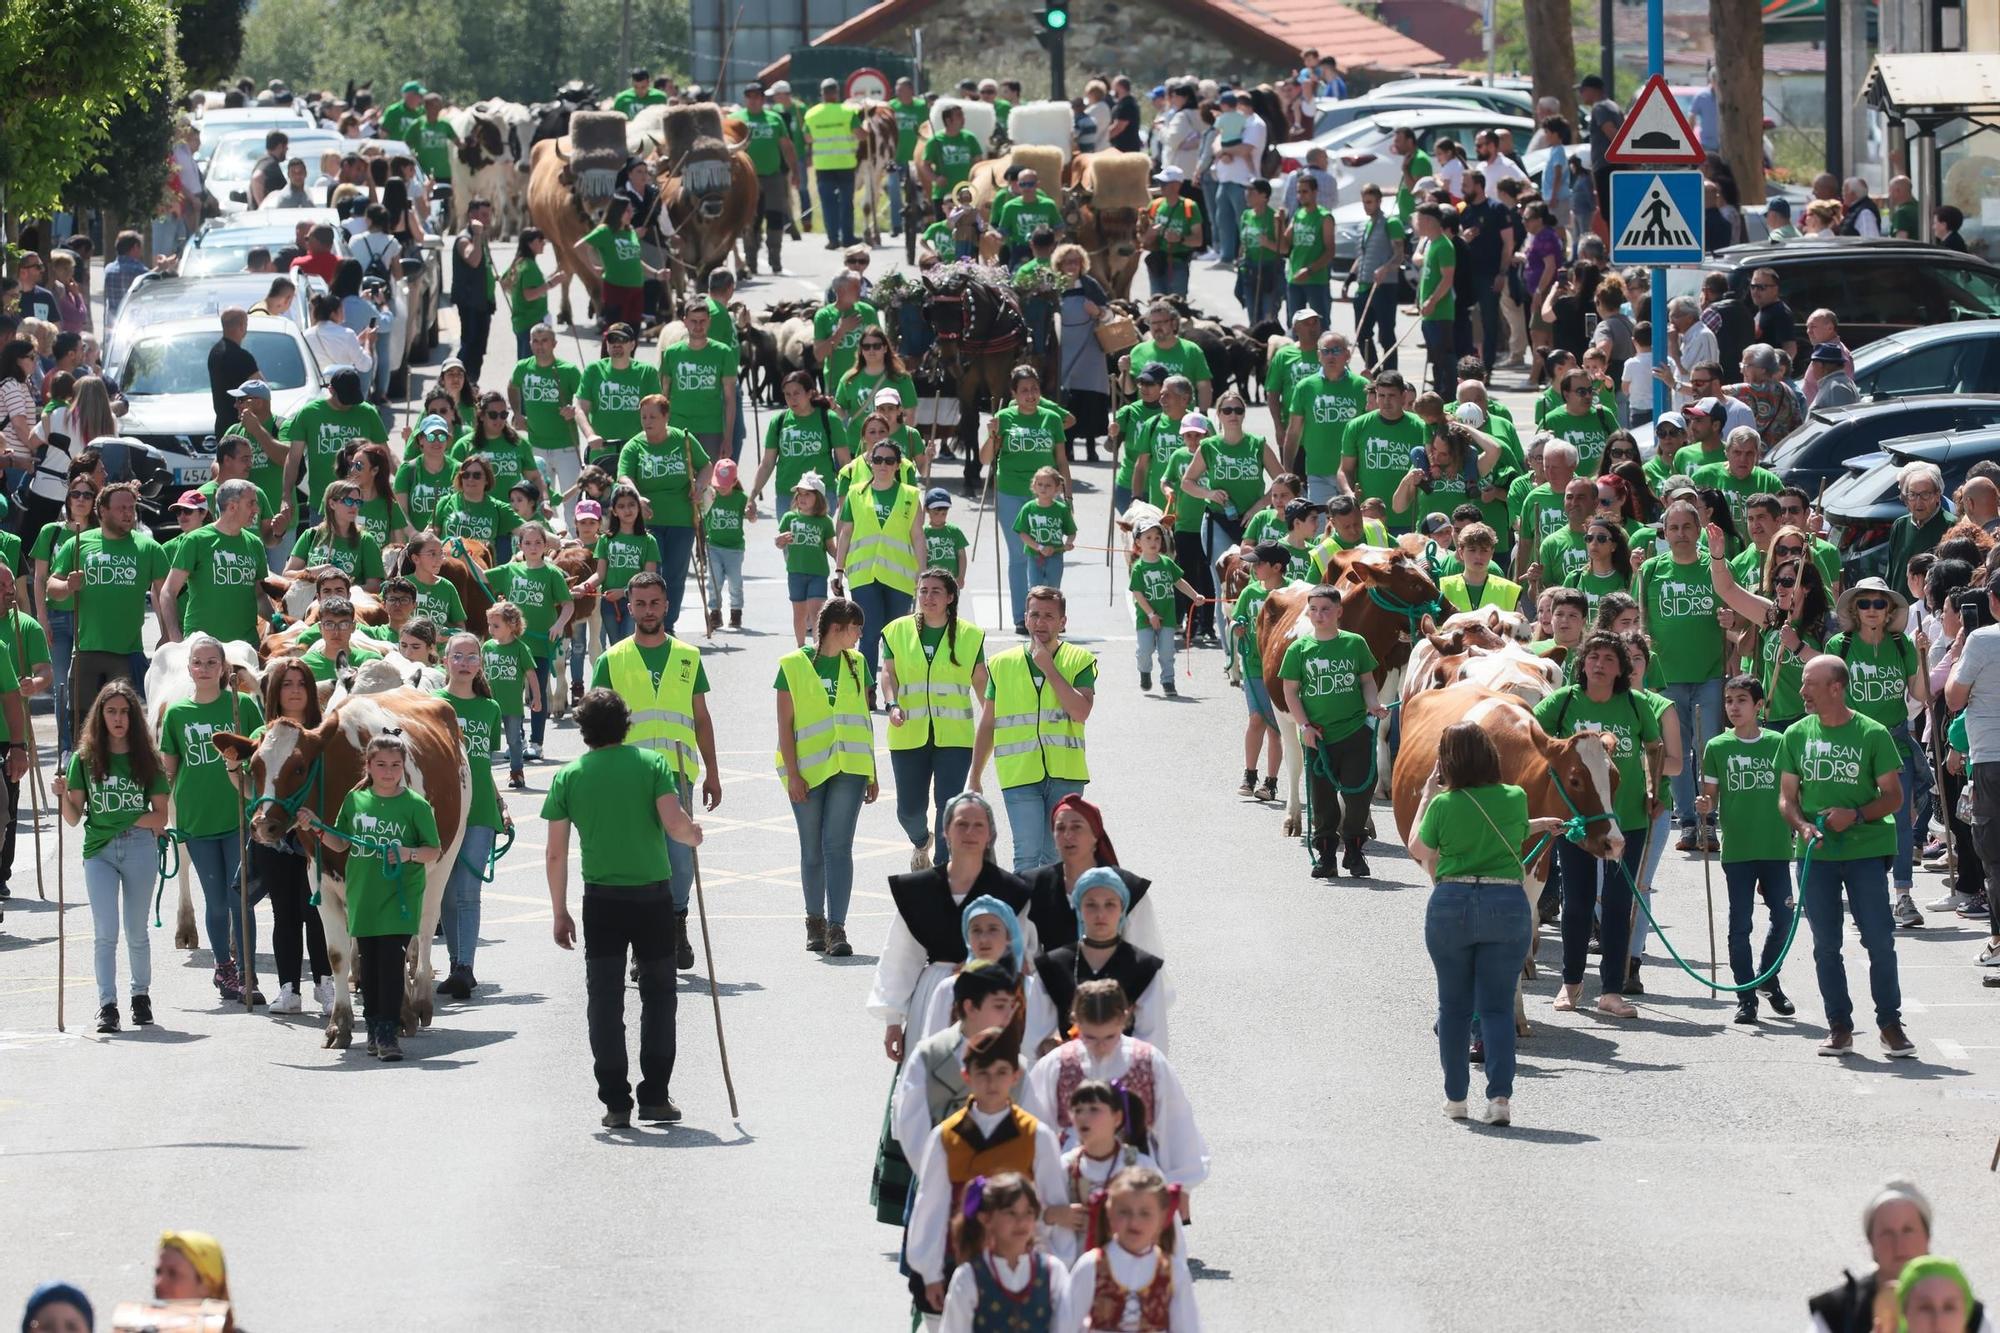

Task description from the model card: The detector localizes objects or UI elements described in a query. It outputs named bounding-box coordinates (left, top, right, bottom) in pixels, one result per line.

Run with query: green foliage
left=177, top=0, right=250, bottom=90
left=66, top=75, right=182, bottom=225
left=1492, top=0, right=1630, bottom=100
left=0, top=0, right=177, bottom=218
left=241, top=0, right=691, bottom=108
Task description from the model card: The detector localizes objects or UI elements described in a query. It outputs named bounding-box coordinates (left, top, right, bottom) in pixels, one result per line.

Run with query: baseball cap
left=1290, top=308, right=1323, bottom=330
left=574, top=499, right=603, bottom=521
left=1157, top=165, right=1187, bottom=183
left=1179, top=411, right=1211, bottom=435
left=1687, top=396, right=1723, bottom=419
left=1450, top=401, right=1486, bottom=429
left=1578, top=74, right=1606, bottom=92
left=1810, top=341, right=1846, bottom=365
left=1766, top=197, right=1792, bottom=219
left=170, top=489, right=210, bottom=512
left=1135, top=362, right=1171, bottom=387
left=821, top=78, right=840, bottom=91
left=1150, top=85, right=1168, bottom=99
left=874, top=386, right=903, bottom=406
left=439, top=356, right=467, bottom=375
left=768, top=80, right=791, bottom=95
left=603, top=322, right=637, bottom=344
left=714, top=457, right=739, bottom=485
left=794, top=470, right=827, bottom=497
left=1656, top=410, right=1687, bottom=431
left=1418, top=514, right=1453, bottom=537
left=1218, top=91, right=1238, bottom=105
left=227, top=379, right=272, bottom=400
left=743, top=81, right=765, bottom=96
left=924, top=487, right=953, bottom=510
left=418, top=413, right=452, bottom=439
left=401, top=80, right=426, bottom=95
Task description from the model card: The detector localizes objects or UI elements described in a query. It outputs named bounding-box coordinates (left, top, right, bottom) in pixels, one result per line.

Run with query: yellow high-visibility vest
left=603, top=635, right=703, bottom=780
left=845, top=483, right=920, bottom=594
left=881, top=614, right=985, bottom=751
left=773, top=646, right=876, bottom=786
left=1440, top=573, right=1522, bottom=613
left=987, top=641, right=1094, bottom=787
left=804, top=101, right=860, bottom=170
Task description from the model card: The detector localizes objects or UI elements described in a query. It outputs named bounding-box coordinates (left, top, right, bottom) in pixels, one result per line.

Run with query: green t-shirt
left=1013, top=498, right=1075, bottom=551
left=780, top=510, right=834, bottom=575
left=300, top=640, right=383, bottom=681
left=1147, top=197, right=1199, bottom=258
left=888, top=98, right=925, bottom=162
left=1278, top=630, right=1379, bottom=743
left=491, top=561, right=570, bottom=655
left=1514, top=482, right=1571, bottom=556
left=618, top=430, right=710, bottom=528
left=482, top=636, right=537, bottom=717
left=433, top=493, right=522, bottom=548
left=1562, top=564, right=1630, bottom=618
left=30, top=521, right=87, bottom=612
left=1112, top=399, right=1162, bottom=491
left=1419, top=784, right=1529, bottom=882
left=1288, top=370, right=1369, bottom=477
left=394, top=454, right=456, bottom=532
left=1129, top=556, right=1184, bottom=630
left=732, top=108, right=791, bottom=176
left=1826, top=632, right=1919, bottom=746
left=1263, top=345, right=1316, bottom=426
left=593, top=530, right=661, bottom=591
left=289, top=526, right=386, bottom=583
left=379, top=100, right=423, bottom=144
left=52, top=530, right=170, bottom=655
left=1164, top=446, right=1203, bottom=534
left=773, top=650, right=851, bottom=704
left=1757, top=622, right=1820, bottom=722
left=1231, top=581, right=1271, bottom=672
left=991, top=402, right=1069, bottom=498
left=1776, top=712, right=1901, bottom=860
left=410, top=573, right=467, bottom=630
left=510, top=357, right=582, bottom=455
left=67, top=750, right=167, bottom=859
left=812, top=301, right=881, bottom=391
left=1539, top=527, right=1591, bottom=585
left=542, top=744, right=680, bottom=886
left=924, top=521, right=968, bottom=574
left=505, top=256, right=550, bottom=334
left=438, top=690, right=505, bottom=831
left=1638, top=553, right=1723, bottom=684
left=1128, top=337, right=1212, bottom=389
left=705, top=489, right=749, bottom=550
left=1691, top=463, right=1784, bottom=537
left=1667, top=441, right=1728, bottom=480
left=1137, top=414, right=1186, bottom=509
left=579, top=359, right=662, bottom=448
left=353, top=494, right=409, bottom=548
left=582, top=225, right=645, bottom=288
left=1532, top=686, right=1661, bottom=833
left=613, top=86, right=669, bottom=118
left=161, top=692, right=264, bottom=839
left=1287, top=205, right=1330, bottom=282
left=588, top=638, right=711, bottom=696
left=1239, top=206, right=1281, bottom=259
left=834, top=368, right=918, bottom=423
left=993, top=191, right=1063, bottom=247
left=170, top=524, right=267, bottom=643
left=1701, top=729, right=1792, bottom=863
left=922, top=219, right=954, bottom=254
left=1199, top=433, right=1268, bottom=515
left=765, top=407, right=844, bottom=498
left=335, top=786, right=439, bottom=936
left=1397, top=149, right=1434, bottom=221
left=0, top=612, right=47, bottom=744
left=1418, top=232, right=1457, bottom=321
left=283, top=398, right=388, bottom=512
left=659, top=340, right=740, bottom=435
left=449, top=432, right=539, bottom=500
left=923, top=131, right=981, bottom=197
left=1339, top=409, right=1426, bottom=527
left=1543, top=404, right=1618, bottom=475
left=407, top=117, right=458, bottom=181
left=194, top=479, right=275, bottom=535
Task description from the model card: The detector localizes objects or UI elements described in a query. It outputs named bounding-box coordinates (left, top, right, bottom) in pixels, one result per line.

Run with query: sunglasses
left=66, top=489, right=93, bottom=500
left=334, top=496, right=362, bottom=508
left=1217, top=406, right=1245, bottom=416
left=1585, top=532, right=1614, bottom=544
left=1773, top=543, right=1804, bottom=558
left=870, top=454, right=900, bottom=465
left=483, top=409, right=507, bottom=420
left=1774, top=575, right=1798, bottom=589
left=1855, top=597, right=1891, bottom=610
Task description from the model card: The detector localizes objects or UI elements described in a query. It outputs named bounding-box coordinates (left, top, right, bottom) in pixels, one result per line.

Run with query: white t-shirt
left=1949, top=625, right=2000, bottom=765
left=1620, top=348, right=1655, bottom=407
left=1212, top=116, right=1267, bottom=187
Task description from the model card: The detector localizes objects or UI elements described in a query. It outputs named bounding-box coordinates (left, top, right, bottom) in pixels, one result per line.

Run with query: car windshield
left=210, top=135, right=338, bottom=182
left=179, top=238, right=291, bottom=277
left=1932, top=265, right=2000, bottom=319
left=121, top=331, right=309, bottom=395
left=197, top=118, right=304, bottom=162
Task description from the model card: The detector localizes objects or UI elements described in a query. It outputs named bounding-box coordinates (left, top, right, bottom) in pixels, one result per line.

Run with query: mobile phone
left=1957, top=591, right=1989, bottom=632
left=1584, top=313, right=1600, bottom=339
left=1409, top=445, right=1433, bottom=480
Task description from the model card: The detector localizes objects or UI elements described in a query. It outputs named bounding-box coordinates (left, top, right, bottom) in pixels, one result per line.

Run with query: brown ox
left=1062, top=151, right=1151, bottom=299
left=1402, top=610, right=1557, bottom=707
left=526, top=110, right=632, bottom=325
left=1257, top=547, right=1440, bottom=836
left=216, top=688, right=470, bottom=1048
left=1391, top=684, right=1625, bottom=1034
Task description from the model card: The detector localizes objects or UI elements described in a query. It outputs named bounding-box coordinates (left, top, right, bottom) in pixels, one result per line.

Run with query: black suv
left=1765, top=393, right=2000, bottom=496
left=1703, top=237, right=2000, bottom=348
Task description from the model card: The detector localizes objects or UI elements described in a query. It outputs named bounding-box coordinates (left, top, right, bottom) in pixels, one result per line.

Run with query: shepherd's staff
left=1349, top=278, right=1383, bottom=366
left=1367, top=310, right=1424, bottom=379
left=681, top=429, right=715, bottom=642
left=54, top=745, right=65, bottom=1034
left=1103, top=355, right=1126, bottom=607
left=688, top=846, right=740, bottom=1117
left=1695, top=701, right=1719, bottom=984
left=229, top=683, right=254, bottom=1012
left=14, top=609, right=46, bottom=919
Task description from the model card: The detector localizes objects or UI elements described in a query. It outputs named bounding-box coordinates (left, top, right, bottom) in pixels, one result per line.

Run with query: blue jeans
left=601, top=595, right=634, bottom=646
left=997, top=492, right=1031, bottom=626
left=1146, top=252, right=1191, bottom=298
left=186, top=832, right=250, bottom=978
left=1473, top=283, right=1503, bottom=369
left=1243, top=675, right=1276, bottom=727
left=663, top=783, right=693, bottom=912
left=1214, top=181, right=1247, bottom=263
left=1661, top=678, right=1723, bottom=829
left=529, top=656, right=552, bottom=746
left=85, top=827, right=155, bottom=1007
left=441, top=823, right=496, bottom=970
left=568, top=629, right=587, bottom=690
left=1000, top=777, right=1086, bottom=873
left=1135, top=626, right=1177, bottom=686
left=1420, top=318, right=1456, bottom=395
left=847, top=580, right=911, bottom=679
left=1628, top=808, right=1673, bottom=957
left=1286, top=282, right=1331, bottom=325
left=649, top=523, right=696, bottom=633
left=1426, top=880, right=1533, bottom=1102
left=885, top=163, right=907, bottom=234
left=888, top=744, right=973, bottom=856
left=1557, top=834, right=1643, bottom=991
left=1723, top=859, right=1794, bottom=988
left=1234, top=258, right=1284, bottom=323
left=1353, top=285, right=1397, bottom=366
left=1306, top=474, right=1342, bottom=505
left=49, top=608, right=74, bottom=756
left=1112, top=483, right=1134, bottom=516
left=515, top=327, right=533, bottom=360
left=502, top=714, right=525, bottom=771
left=815, top=167, right=856, bottom=245
left=1800, top=855, right=1901, bottom=1030
left=793, top=771, right=867, bottom=925
left=1025, top=548, right=1063, bottom=591
left=1891, top=728, right=1931, bottom=890
left=706, top=545, right=744, bottom=612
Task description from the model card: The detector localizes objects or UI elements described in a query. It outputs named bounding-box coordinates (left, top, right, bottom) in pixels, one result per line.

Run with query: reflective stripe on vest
left=604, top=636, right=702, bottom=780
left=845, top=484, right=920, bottom=593
left=804, top=102, right=859, bottom=169
left=773, top=647, right=876, bottom=785
left=881, top=613, right=985, bottom=751
left=988, top=642, right=1093, bottom=787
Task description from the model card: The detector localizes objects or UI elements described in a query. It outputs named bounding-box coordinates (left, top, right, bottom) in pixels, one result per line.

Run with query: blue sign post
left=1609, top=170, right=1706, bottom=265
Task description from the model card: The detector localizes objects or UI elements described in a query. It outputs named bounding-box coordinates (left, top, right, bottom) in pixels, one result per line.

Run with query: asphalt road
left=2, top=233, right=1997, bottom=1331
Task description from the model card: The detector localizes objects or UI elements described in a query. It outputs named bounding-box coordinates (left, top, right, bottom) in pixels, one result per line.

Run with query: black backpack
left=355, top=232, right=395, bottom=287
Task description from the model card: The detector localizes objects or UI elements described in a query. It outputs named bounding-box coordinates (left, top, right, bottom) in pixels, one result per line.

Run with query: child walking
left=1231, top=542, right=1287, bottom=801
left=1046, top=1079, right=1165, bottom=1267
left=592, top=485, right=661, bottom=648
left=1128, top=516, right=1202, bottom=698
left=777, top=472, right=834, bottom=646
left=704, top=457, right=753, bottom=631
left=1697, top=673, right=1800, bottom=1025
left=923, top=488, right=970, bottom=584
left=1012, top=465, right=1076, bottom=591
left=940, top=1170, right=1074, bottom=1333
left=55, top=681, right=170, bottom=1034
left=295, top=733, right=442, bottom=1062
left=491, top=521, right=574, bottom=760
left=484, top=602, right=541, bottom=791
left=1064, top=1165, right=1201, bottom=1331
left=436, top=631, right=509, bottom=1001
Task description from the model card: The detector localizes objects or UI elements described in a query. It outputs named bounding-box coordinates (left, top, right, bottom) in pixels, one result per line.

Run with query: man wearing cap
left=281, top=367, right=388, bottom=527
left=1764, top=196, right=1799, bottom=240
left=1139, top=166, right=1202, bottom=298
left=207, top=307, right=262, bottom=438
left=918, top=104, right=982, bottom=219
left=804, top=79, right=861, bottom=249
left=161, top=479, right=268, bottom=643
left=614, top=68, right=668, bottom=119
left=1285, top=333, right=1368, bottom=505
left=992, top=169, right=1062, bottom=270
left=1806, top=341, right=1859, bottom=411
left=381, top=80, right=426, bottom=143
left=659, top=302, right=738, bottom=465
left=731, top=82, right=798, bottom=274
left=1263, top=309, right=1323, bottom=450
left=1110, top=361, right=1168, bottom=514
left=220, top=378, right=297, bottom=567
left=1667, top=396, right=1729, bottom=477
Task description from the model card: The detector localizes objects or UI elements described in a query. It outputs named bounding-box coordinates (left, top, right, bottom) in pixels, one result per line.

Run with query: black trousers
left=0, top=742, right=18, bottom=890
left=255, top=841, right=329, bottom=987
left=357, top=933, right=410, bottom=1024
left=584, top=889, right=678, bottom=1111
left=71, top=651, right=140, bottom=743
left=1309, top=725, right=1374, bottom=861
left=457, top=304, right=494, bottom=384
left=1172, top=529, right=1215, bottom=636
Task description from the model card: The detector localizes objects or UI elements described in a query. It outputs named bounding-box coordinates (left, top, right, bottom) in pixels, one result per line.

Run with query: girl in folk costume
left=1066, top=1165, right=1201, bottom=1332
left=907, top=1028, right=1068, bottom=1326
left=1046, top=1080, right=1167, bottom=1268
left=1022, top=794, right=1166, bottom=958
left=1028, top=867, right=1172, bottom=1055
left=894, top=961, right=1027, bottom=1195
left=917, top=894, right=1046, bottom=1045
left=941, top=1171, right=1075, bottom=1333
left=1021, top=982, right=1209, bottom=1194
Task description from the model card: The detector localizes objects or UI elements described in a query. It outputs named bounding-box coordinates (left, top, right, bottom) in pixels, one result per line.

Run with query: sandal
left=1595, top=994, right=1637, bottom=1018
left=1552, top=985, right=1580, bottom=1013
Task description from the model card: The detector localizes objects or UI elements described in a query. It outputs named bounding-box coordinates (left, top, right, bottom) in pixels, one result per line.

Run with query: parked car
left=206, top=129, right=344, bottom=214
left=1276, top=109, right=1537, bottom=200
left=192, top=106, right=318, bottom=166
left=1307, top=96, right=1474, bottom=140
left=1819, top=428, right=2000, bottom=578
left=1848, top=319, right=2000, bottom=397
left=103, top=314, right=326, bottom=532
left=104, top=271, right=322, bottom=371
left=1345, top=78, right=1537, bottom=119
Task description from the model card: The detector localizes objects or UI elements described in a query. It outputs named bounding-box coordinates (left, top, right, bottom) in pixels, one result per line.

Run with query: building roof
left=756, top=0, right=1446, bottom=85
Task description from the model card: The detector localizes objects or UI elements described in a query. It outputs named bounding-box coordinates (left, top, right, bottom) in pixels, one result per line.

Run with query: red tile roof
left=758, top=0, right=1446, bottom=84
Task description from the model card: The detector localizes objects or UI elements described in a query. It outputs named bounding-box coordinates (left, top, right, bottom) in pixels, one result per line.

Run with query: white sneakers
left=909, top=836, right=932, bottom=872
left=1445, top=1100, right=1468, bottom=1120
left=1977, top=940, right=2000, bottom=967
left=1486, top=1098, right=1511, bottom=1126
left=1927, top=891, right=1975, bottom=913
left=269, top=983, right=303, bottom=1014
left=313, top=977, right=336, bottom=1011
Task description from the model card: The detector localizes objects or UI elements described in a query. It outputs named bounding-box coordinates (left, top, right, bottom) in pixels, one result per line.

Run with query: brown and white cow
left=215, top=688, right=469, bottom=1049
left=851, top=101, right=904, bottom=247
left=1403, top=611, right=1561, bottom=709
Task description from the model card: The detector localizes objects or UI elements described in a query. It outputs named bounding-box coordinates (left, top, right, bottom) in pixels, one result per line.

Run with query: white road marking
left=1933, top=1038, right=1970, bottom=1060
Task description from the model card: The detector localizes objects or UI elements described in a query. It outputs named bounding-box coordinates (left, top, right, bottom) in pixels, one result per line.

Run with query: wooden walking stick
left=680, top=430, right=715, bottom=642
left=14, top=614, right=46, bottom=916
left=1695, top=702, right=1719, bottom=984
left=688, top=847, right=740, bottom=1117
left=55, top=755, right=65, bottom=1033
left=230, top=685, right=253, bottom=1012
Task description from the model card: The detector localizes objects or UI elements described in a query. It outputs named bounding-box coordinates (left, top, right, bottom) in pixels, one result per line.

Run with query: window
left=1859, top=341, right=1971, bottom=396
left=121, top=331, right=309, bottom=395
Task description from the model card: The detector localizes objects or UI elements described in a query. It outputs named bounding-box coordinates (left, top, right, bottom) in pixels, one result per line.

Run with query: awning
left=1764, top=0, right=1877, bottom=44
left=1866, top=52, right=2000, bottom=132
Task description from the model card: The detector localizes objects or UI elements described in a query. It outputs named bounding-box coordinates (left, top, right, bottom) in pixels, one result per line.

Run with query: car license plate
left=175, top=465, right=213, bottom=484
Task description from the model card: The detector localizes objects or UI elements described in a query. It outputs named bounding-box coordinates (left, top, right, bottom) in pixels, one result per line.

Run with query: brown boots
left=805, top=915, right=827, bottom=952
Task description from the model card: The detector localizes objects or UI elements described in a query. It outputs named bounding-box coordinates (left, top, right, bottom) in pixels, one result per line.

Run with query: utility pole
left=1601, top=0, right=1616, bottom=91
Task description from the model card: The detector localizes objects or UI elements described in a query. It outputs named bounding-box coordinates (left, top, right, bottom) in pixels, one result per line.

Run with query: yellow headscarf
left=160, top=1230, right=230, bottom=1298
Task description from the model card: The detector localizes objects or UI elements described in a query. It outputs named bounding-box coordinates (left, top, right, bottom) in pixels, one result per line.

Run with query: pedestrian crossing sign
left=1609, top=170, right=1706, bottom=265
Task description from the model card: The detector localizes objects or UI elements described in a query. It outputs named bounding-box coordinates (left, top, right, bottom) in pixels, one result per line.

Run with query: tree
left=1711, top=2, right=1766, bottom=206
left=65, top=76, right=182, bottom=234
left=177, top=0, right=249, bottom=91
left=1519, top=0, right=1580, bottom=129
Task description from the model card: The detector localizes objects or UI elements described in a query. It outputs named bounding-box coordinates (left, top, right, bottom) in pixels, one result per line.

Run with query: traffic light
left=1036, top=0, right=1067, bottom=97
left=1040, top=2, right=1068, bottom=30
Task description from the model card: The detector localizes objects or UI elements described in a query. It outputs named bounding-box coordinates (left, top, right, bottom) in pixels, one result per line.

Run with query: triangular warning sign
left=1603, top=73, right=1706, bottom=165
left=1616, top=174, right=1699, bottom=251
